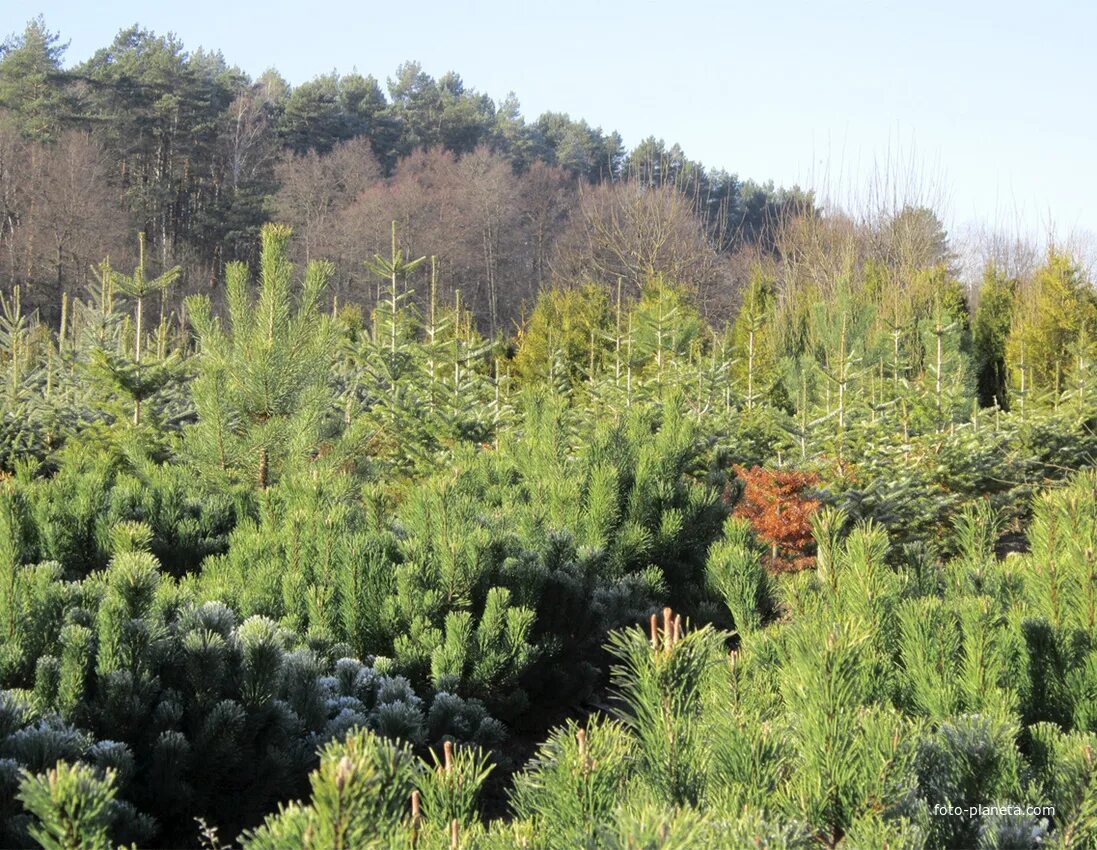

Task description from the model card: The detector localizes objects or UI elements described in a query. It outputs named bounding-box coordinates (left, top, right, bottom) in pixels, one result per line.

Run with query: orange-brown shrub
left=729, top=465, right=821, bottom=571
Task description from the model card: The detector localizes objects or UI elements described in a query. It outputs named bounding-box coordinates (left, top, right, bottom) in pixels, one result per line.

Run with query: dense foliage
left=1, top=25, right=1097, bottom=844
left=0, top=211, right=1093, bottom=846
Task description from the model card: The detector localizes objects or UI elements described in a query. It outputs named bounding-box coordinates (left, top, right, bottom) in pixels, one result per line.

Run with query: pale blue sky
left=6, top=0, right=1096, bottom=243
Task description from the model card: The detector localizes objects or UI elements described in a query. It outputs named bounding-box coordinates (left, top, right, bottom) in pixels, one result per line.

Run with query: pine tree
left=705, top=517, right=770, bottom=634
left=186, top=223, right=335, bottom=488
left=241, top=729, right=418, bottom=850
left=607, top=610, right=726, bottom=806
left=416, top=740, right=494, bottom=829
left=0, top=481, right=34, bottom=678
left=509, top=716, right=634, bottom=848
left=17, top=762, right=116, bottom=850
left=0, top=17, right=72, bottom=142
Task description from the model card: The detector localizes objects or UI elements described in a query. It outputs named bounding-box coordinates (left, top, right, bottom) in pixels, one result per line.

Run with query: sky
left=5, top=0, right=1096, bottom=246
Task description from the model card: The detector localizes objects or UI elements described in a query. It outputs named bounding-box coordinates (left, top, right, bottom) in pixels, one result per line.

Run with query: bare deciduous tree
left=0, top=126, right=128, bottom=320
left=274, top=135, right=381, bottom=264
left=337, top=145, right=575, bottom=330
left=552, top=179, right=724, bottom=308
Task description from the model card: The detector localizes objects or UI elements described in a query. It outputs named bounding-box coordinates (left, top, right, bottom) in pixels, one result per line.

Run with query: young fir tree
left=808, top=293, right=871, bottom=459
left=915, top=289, right=973, bottom=432
left=340, top=272, right=426, bottom=470
left=729, top=265, right=784, bottom=409
left=628, top=276, right=702, bottom=386
left=87, top=234, right=182, bottom=429
left=0, top=286, right=91, bottom=466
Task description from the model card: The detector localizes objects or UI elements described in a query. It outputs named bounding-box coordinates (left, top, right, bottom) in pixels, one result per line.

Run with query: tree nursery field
left=1, top=16, right=1097, bottom=850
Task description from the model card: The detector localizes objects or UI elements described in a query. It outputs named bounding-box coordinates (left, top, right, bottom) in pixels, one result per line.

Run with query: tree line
left=0, top=17, right=809, bottom=334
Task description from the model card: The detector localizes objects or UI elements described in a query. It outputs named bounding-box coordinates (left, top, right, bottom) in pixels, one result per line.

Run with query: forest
left=0, top=17, right=806, bottom=337
left=2, top=14, right=1097, bottom=850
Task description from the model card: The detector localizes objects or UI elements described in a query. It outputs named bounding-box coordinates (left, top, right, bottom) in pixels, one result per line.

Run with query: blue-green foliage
left=0, top=525, right=501, bottom=848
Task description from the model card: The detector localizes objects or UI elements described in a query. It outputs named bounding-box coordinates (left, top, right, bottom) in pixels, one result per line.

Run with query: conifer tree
left=1006, top=251, right=1097, bottom=398
left=973, top=265, right=1016, bottom=409
left=0, top=481, right=34, bottom=678
left=186, top=224, right=335, bottom=488
left=917, top=292, right=973, bottom=432
left=0, top=288, right=71, bottom=465
left=730, top=266, right=783, bottom=409
left=509, top=716, right=635, bottom=848
left=629, top=276, right=701, bottom=385
left=17, top=763, right=116, bottom=850
left=607, top=610, right=726, bottom=806
left=88, top=234, right=182, bottom=428
left=240, top=728, right=418, bottom=850
left=514, top=284, right=613, bottom=386
left=706, top=517, right=770, bottom=635
left=416, top=740, right=494, bottom=829
left=363, top=221, right=426, bottom=358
